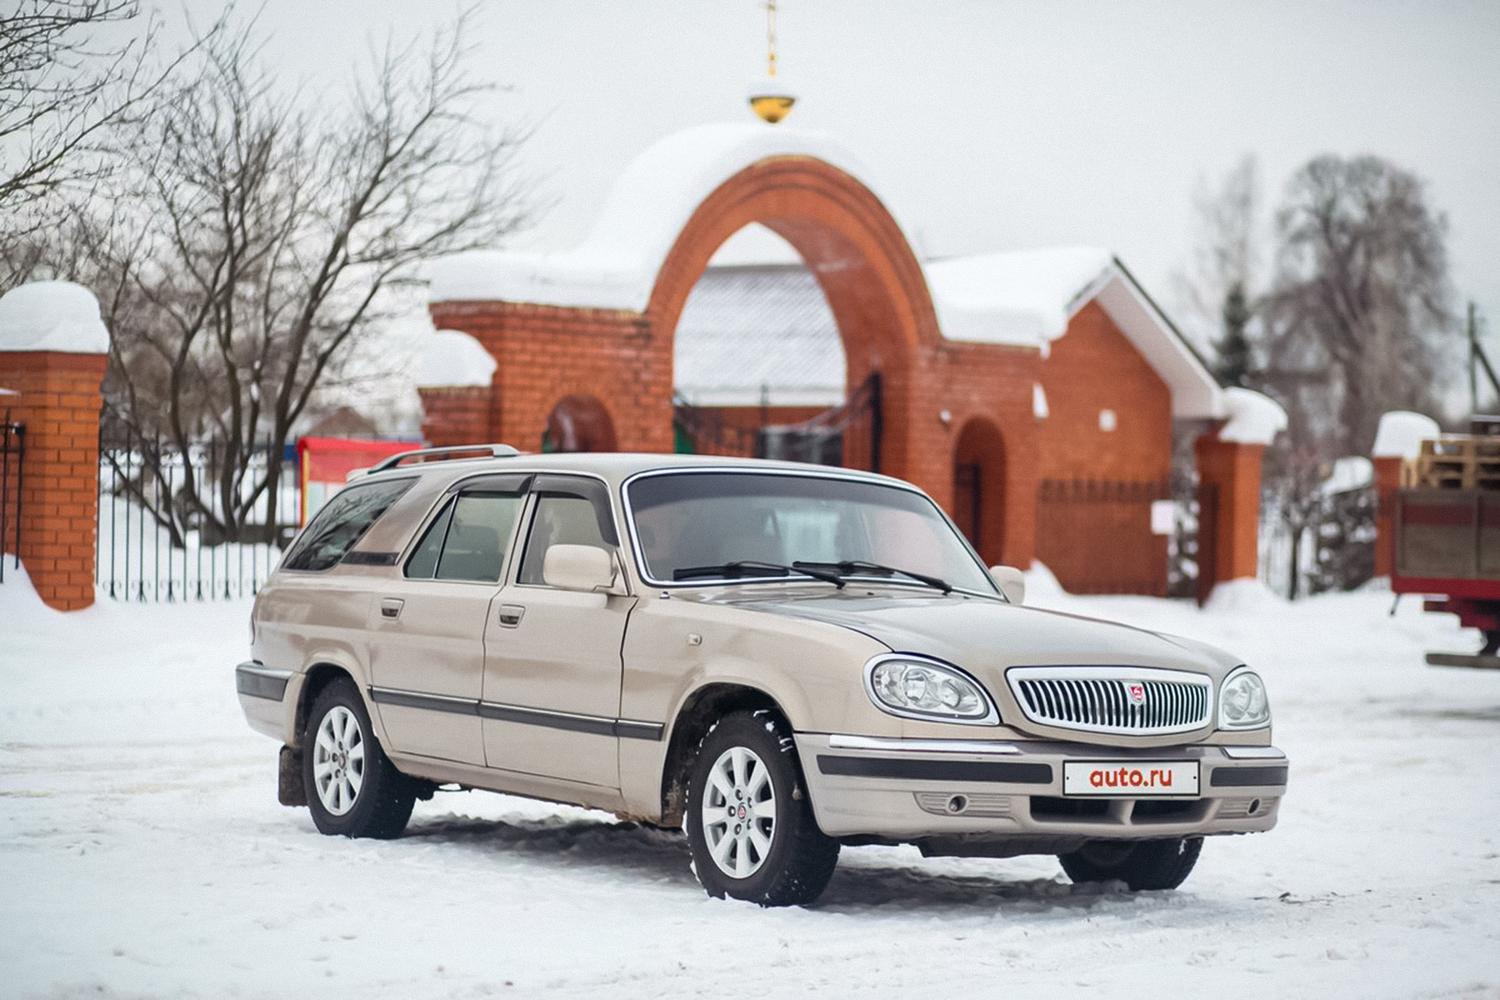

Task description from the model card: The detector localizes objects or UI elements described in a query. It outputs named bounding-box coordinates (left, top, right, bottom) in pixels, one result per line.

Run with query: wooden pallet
left=1413, top=435, right=1500, bottom=490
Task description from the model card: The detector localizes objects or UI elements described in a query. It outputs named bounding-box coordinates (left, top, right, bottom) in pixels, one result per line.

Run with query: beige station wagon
left=236, top=446, right=1287, bottom=906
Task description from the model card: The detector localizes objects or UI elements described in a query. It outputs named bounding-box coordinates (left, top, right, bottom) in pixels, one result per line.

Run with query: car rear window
left=282, top=477, right=414, bottom=572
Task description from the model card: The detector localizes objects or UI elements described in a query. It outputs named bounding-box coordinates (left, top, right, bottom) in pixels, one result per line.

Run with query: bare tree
left=74, top=9, right=530, bottom=544
left=1261, top=155, right=1455, bottom=455
left=0, top=1, right=192, bottom=261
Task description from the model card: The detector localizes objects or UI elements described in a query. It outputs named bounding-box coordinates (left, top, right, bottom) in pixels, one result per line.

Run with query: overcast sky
left=173, top=0, right=1500, bottom=380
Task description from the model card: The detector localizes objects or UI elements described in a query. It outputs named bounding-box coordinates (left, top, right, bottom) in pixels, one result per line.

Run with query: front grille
left=1007, top=667, right=1212, bottom=736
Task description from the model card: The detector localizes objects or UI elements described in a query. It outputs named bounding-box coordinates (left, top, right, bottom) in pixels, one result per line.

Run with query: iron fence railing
left=97, top=429, right=300, bottom=602
left=0, top=413, right=23, bottom=585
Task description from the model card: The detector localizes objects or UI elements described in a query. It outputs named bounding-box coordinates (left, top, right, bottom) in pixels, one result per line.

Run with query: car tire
left=1058, top=836, right=1203, bottom=891
left=302, top=677, right=416, bottom=839
left=685, top=710, right=840, bottom=907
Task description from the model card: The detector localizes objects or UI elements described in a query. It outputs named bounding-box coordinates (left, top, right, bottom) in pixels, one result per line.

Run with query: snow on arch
left=0, top=280, right=109, bottom=354
left=415, top=329, right=497, bottom=388
left=427, top=122, right=903, bottom=313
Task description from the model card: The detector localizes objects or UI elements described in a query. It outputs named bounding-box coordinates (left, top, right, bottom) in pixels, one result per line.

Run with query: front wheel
left=302, top=677, right=416, bottom=839
left=685, top=711, right=839, bottom=906
left=1058, top=836, right=1202, bottom=891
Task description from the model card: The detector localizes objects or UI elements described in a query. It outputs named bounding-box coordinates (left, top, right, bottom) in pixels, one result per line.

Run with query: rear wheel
left=1058, top=837, right=1202, bottom=891
left=303, top=678, right=415, bottom=839
left=685, top=711, right=839, bottom=906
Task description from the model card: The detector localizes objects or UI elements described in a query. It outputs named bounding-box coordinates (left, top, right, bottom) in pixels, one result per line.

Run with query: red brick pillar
left=418, top=386, right=493, bottom=447
left=1194, top=433, right=1268, bottom=591
left=0, top=282, right=110, bottom=610
left=0, top=354, right=108, bottom=610
left=1371, top=456, right=1403, bottom=579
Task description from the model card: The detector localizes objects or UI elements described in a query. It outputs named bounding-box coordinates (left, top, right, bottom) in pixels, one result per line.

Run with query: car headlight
left=864, top=655, right=998, bottom=724
left=1218, top=667, right=1271, bottom=730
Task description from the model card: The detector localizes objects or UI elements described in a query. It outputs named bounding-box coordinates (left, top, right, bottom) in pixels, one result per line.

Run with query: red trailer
left=1391, top=426, right=1500, bottom=668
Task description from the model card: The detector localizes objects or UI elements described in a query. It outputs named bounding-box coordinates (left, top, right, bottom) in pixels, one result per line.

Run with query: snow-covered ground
left=3, top=568, right=1499, bottom=999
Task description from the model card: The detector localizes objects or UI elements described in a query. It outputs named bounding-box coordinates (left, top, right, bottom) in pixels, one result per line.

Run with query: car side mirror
left=989, top=565, right=1025, bottom=605
left=543, top=544, right=617, bottom=593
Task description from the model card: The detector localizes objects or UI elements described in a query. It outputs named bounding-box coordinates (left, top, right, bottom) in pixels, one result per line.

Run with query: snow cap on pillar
left=416, top=330, right=497, bottom=388
left=1217, top=387, right=1287, bottom=445
left=0, top=280, right=110, bottom=354
left=1371, top=410, right=1440, bottom=460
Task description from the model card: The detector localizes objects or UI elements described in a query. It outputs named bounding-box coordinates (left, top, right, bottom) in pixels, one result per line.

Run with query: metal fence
left=0, top=414, right=23, bottom=585
left=97, top=430, right=300, bottom=601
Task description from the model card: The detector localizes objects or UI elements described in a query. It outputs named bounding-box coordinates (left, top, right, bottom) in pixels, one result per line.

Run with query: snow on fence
left=96, top=435, right=300, bottom=601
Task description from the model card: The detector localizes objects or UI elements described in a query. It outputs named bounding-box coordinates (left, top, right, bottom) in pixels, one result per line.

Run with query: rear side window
left=283, top=478, right=414, bottom=572
left=405, top=493, right=525, bottom=584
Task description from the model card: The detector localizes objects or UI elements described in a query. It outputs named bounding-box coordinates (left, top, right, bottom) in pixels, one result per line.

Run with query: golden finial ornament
left=748, top=1, right=795, bottom=124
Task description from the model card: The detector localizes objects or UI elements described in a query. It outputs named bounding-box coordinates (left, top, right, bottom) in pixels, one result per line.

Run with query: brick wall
left=1034, top=301, right=1173, bottom=592
left=419, top=385, right=492, bottom=447
left=0, top=351, right=107, bottom=610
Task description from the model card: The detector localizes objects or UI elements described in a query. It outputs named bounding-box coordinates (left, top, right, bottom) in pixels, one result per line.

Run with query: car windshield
left=626, top=471, right=998, bottom=596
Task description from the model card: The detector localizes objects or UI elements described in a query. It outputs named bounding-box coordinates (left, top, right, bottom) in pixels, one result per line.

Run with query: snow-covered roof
left=675, top=266, right=843, bottom=407
left=1218, top=387, right=1287, bottom=445
left=1372, top=410, right=1440, bottom=459
left=0, top=281, right=109, bottom=354
left=415, top=329, right=496, bottom=388
left=925, top=247, right=1114, bottom=346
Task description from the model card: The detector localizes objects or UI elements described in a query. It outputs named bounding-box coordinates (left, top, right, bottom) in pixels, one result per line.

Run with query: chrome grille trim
left=1005, top=666, right=1213, bottom=736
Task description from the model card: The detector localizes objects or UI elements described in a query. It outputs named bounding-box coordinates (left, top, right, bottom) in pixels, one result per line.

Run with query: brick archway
left=649, top=157, right=940, bottom=478
left=951, top=416, right=1007, bottom=565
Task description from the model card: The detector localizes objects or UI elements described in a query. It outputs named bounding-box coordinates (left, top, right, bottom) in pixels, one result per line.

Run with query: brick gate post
left=1193, top=388, right=1286, bottom=595
left=0, top=282, right=110, bottom=611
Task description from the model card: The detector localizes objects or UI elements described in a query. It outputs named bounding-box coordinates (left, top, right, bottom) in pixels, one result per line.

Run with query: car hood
left=706, top=587, right=1243, bottom=681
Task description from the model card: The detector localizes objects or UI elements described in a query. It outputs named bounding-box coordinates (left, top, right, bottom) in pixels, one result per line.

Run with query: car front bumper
left=235, top=661, right=300, bottom=743
left=795, top=732, right=1287, bottom=843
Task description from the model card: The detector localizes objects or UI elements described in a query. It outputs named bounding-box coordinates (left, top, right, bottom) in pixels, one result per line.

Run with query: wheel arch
left=293, top=662, right=364, bottom=748
left=658, top=681, right=792, bottom=827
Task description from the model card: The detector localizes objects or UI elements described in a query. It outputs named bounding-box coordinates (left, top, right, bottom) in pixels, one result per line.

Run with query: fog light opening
left=946, top=795, right=968, bottom=815
left=1248, top=798, right=1261, bottom=815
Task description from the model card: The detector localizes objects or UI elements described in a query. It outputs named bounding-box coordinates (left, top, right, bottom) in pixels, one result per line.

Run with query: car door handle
left=497, top=604, right=526, bottom=628
left=379, top=598, right=404, bottom=620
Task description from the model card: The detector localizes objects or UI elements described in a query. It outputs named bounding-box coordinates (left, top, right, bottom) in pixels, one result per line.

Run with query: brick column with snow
left=415, top=330, right=499, bottom=447
left=1194, top=387, right=1287, bottom=600
left=0, top=282, right=110, bottom=610
left=1370, top=410, right=1441, bottom=579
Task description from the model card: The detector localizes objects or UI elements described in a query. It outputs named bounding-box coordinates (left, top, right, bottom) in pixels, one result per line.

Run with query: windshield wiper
left=793, top=559, right=953, bottom=594
left=673, top=560, right=845, bottom=587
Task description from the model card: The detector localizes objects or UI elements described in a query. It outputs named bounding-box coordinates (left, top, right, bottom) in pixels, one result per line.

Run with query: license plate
left=1062, top=760, right=1199, bottom=797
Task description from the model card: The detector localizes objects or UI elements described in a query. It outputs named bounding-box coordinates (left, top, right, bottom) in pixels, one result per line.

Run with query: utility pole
left=1472, top=301, right=1480, bottom=416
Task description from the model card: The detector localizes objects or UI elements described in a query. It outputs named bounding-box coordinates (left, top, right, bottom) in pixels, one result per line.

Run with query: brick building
left=417, top=122, right=1283, bottom=597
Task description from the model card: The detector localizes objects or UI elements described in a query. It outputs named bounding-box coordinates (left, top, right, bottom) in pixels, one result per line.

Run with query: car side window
left=403, top=499, right=456, bottom=579
left=518, top=495, right=608, bottom=585
left=283, top=477, right=414, bottom=572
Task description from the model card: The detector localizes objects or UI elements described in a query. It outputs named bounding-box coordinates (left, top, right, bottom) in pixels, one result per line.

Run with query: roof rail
left=368, top=443, right=520, bottom=474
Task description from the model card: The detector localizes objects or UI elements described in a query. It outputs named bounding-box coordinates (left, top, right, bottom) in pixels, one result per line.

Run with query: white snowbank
left=924, top=246, right=1113, bottom=346
left=0, top=280, right=109, bottom=354
left=415, top=329, right=497, bottom=388
left=1217, top=387, right=1287, bottom=445
left=1321, top=455, right=1374, bottom=496
left=1371, top=410, right=1440, bottom=459
left=427, top=122, right=893, bottom=312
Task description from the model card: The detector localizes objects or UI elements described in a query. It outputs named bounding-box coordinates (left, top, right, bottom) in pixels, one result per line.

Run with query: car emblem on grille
left=1127, top=682, right=1146, bottom=705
